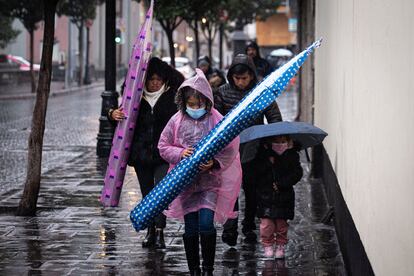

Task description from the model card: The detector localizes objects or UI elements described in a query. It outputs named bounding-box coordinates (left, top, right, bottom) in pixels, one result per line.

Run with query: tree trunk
left=29, top=29, right=36, bottom=93
left=17, top=0, right=59, bottom=216
left=166, top=29, right=176, bottom=68
left=77, top=23, right=84, bottom=86
left=297, top=0, right=315, bottom=123
left=208, top=29, right=213, bottom=62
left=194, top=20, right=200, bottom=61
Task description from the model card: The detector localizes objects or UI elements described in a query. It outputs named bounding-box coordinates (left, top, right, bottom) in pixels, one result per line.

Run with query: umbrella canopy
left=239, top=121, right=328, bottom=150
left=270, top=48, right=293, bottom=57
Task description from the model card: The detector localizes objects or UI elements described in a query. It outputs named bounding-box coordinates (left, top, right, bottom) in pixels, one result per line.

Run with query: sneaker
left=275, top=244, right=286, bottom=259
left=263, top=246, right=274, bottom=259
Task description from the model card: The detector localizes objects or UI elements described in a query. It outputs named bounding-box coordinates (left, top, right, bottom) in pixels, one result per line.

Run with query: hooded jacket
left=214, top=54, right=283, bottom=163
left=254, top=145, right=303, bottom=220
left=245, top=41, right=272, bottom=80
left=158, top=69, right=242, bottom=224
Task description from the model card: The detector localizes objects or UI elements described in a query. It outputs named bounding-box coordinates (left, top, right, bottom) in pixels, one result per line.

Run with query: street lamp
left=97, top=0, right=119, bottom=157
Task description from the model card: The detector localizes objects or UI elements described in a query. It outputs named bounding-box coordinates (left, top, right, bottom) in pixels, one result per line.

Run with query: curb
left=0, top=81, right=105, bottom=101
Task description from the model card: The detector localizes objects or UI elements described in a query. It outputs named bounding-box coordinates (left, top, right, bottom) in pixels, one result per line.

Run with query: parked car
left=4, top=55, right=40, bottom=71
left=161, top=56, right=195, bottom=79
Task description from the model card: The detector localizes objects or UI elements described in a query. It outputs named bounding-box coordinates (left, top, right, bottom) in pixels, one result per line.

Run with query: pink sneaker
left=263, top=246, right=274, bottom=259
left=275, top=244, right=286, bottom=259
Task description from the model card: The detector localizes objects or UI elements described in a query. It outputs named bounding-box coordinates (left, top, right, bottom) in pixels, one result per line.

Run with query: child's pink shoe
left=263, top=246, right=274, bottom=259
left=275, top=244, right=286, bottom=259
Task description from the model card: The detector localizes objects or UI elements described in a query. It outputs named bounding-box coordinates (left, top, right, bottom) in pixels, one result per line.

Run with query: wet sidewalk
left=0, top=88, right=347, bottom=275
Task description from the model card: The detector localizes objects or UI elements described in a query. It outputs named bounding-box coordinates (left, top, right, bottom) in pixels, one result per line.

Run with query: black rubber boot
left=201, top=231, right=217, bottom=276
left=154, top=229, right=166, bottom=249
left=183, top=234, right=201, bottom=275
left=222, top=217, right=238, bottom=246
left=142, top=225, right=155, bottom=248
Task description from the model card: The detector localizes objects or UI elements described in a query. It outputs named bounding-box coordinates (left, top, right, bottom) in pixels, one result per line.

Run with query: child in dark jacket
left=254, top=135, right=303, bottom=259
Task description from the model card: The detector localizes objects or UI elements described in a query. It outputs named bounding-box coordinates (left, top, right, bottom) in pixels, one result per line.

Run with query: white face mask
left=186, top=105, right=207, bottom=119
left=272, top=142, right=289, bottom=155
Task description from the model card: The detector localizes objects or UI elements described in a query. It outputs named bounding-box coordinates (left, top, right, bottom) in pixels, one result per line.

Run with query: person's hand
left=111, top=107, right=126, bottom=121
left=181, top=147, right=194, bottom=159
left=199, top=159, right=214, bottom=172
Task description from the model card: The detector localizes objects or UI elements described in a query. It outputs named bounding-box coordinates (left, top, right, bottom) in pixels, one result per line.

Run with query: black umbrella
left=239, top=121, right=328, bottom=150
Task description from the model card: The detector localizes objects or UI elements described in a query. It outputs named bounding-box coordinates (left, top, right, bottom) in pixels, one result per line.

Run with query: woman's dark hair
left=175, top=86, right=212, bottom=112
left=146, top=57, right=169, bottom=82
left=145, top=57, right=185, bottom=91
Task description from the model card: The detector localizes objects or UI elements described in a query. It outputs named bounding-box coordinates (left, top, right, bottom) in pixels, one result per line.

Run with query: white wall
left=314, top=1, right=414, bottom=275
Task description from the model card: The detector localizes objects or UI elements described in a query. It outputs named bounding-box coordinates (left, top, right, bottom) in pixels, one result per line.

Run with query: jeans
left=184, top=208, right=216, bottom=236
left=134, top=162, right=169, bottom=229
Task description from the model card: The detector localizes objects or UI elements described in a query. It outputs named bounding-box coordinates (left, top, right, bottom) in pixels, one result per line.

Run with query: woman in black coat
left=253, top=135, right=303, bottom=259
left=109, top=57, right=184, bottom=249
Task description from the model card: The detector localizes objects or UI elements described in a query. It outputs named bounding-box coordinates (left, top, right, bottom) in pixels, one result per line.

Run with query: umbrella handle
left=304, top=148, right=310, bottom=162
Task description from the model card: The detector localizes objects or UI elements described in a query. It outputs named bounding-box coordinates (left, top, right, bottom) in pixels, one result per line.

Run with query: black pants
left=241, top=161, right=257, bottom=232
left=223, top=161, right=257, bottom=234
left=134, top=162, right=169, bottom=229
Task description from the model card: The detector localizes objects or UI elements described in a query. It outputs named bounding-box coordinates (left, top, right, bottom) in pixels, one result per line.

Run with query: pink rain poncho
left=158, top=69, right=242, bottom=224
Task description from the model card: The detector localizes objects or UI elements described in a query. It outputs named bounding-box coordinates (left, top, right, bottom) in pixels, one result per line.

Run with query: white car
left=161, top=57, right=195, bottom=79
left=7, top=55, right=40, bottom=71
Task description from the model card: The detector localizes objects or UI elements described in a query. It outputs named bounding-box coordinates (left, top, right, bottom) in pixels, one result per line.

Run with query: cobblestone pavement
left=0, top=87, right=347, bottom=275
left=0, top=85, right=103, bottom=194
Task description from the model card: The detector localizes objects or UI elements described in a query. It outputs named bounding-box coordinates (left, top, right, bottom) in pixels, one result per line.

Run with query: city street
left=0, top=88, right=346, bottom=275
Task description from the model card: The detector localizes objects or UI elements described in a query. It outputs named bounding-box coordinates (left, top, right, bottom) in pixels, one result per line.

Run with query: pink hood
left=178, top=68, right=214, bottom=105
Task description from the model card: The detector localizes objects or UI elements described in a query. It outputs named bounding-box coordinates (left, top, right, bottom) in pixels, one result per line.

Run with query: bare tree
left=17, top=0, right=60, bottom=216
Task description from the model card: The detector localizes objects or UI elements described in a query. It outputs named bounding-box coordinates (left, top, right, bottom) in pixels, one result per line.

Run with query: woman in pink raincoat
left=158, top=69, right=242, bottom=276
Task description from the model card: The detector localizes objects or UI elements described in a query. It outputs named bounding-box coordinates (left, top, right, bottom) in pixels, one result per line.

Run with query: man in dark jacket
left=214, top=54, right=282, bottom=245
left=246, top=41, right=272, bottom=81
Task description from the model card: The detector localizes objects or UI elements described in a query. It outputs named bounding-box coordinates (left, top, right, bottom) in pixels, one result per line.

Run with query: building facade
left=314, top=0, right=414, bottom=275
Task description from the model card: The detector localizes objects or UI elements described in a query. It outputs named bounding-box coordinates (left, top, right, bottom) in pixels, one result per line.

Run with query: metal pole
left=97, top=0, right=119, bottom=157
left=65, top=20, right=72, bottom=88
left=83, top=26, right=91, bottom=84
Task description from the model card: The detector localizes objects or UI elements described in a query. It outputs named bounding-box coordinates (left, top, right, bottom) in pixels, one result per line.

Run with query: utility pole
left=97, top=0, right=118, bottom=157
left=65, top=20, right=72, bottom=88
left=84, top=20, right=93, bottom=85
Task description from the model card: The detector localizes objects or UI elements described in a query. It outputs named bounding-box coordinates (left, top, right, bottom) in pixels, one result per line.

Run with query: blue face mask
left=186, top=106, right=207, bottom=119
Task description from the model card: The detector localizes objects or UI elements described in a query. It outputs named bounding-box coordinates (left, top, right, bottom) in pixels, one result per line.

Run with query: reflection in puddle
left=25, top=217, right=43, bottom=275
left=99, top=225, right=117, bottom=275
